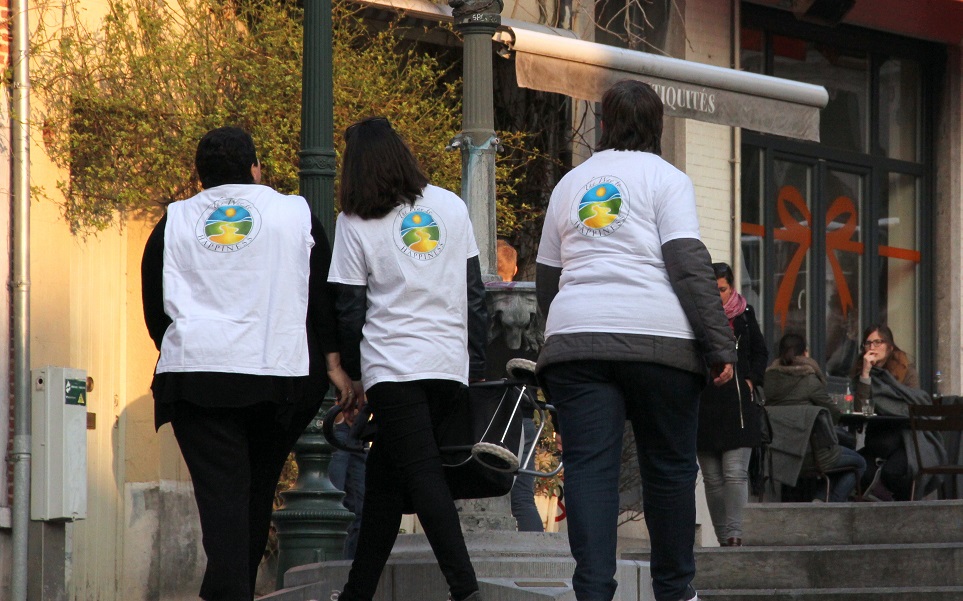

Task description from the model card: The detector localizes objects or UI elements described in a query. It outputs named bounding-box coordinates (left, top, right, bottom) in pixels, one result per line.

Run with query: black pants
left=170, top=399, right=322, bottom=601
left=862, top=424, right=913, bottom=500
left=340, top=380, right=478, bottom=601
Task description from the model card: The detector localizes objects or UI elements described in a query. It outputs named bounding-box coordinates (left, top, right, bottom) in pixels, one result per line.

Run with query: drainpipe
left=9, top=0, right=32, bottom=597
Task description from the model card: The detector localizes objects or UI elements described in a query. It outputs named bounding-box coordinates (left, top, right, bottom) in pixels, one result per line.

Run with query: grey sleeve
left=535, top=263, right=562, bottom=320
left=662, top=237, right=737, bottom=366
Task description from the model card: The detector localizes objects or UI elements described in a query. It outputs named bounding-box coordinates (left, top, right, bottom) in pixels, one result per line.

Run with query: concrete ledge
left=626, top=543, right=963, bottom=589
left=741, top=501, right=963, bottom=546
left=699, top=586, right=963, bottom=600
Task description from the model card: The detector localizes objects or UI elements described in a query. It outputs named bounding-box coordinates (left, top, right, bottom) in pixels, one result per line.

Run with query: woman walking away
left=328, top=117, right=488, bottom=601
left=536, top=80, right=736, bottom=601
left=697, top=262, right=768, bottom=547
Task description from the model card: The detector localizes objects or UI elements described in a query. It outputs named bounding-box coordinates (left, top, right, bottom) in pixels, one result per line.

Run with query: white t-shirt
left=156, top=184, right=313, bottom=376
left=328, top=184, right=479, bottom=390
left=537, top=149, right=700, bottom=341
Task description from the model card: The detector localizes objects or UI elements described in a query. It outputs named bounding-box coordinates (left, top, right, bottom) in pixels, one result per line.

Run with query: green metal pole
left=449, top=0, right=502, bottom=280
left=272, top=0, right=352, bottom=587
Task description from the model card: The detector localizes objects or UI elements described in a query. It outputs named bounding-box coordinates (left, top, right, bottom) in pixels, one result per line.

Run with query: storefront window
left=772, top=160, right=813, bottom=344
left=879, top=172, right=921, bottom=364
left=772, top=35, right=870, bottom=155
left=824, top=170, right=864, bottom=377
left=740, top=147, right=764, bottom=310
left=879, top=58, right=921, bottom=162
left=739, top=6, right=934, bottom=380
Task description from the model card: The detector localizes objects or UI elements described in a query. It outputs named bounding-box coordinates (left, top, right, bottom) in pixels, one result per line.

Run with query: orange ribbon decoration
left=772, top=187, right=866, bottom=327
left=825, top=195, right=865, bottom=318
left=773, top=186, right=813, bottom=328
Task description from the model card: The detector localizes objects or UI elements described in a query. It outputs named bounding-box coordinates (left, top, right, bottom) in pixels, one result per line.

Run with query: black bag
left=431, top=381, right=521, bottom=505
left=323, top=381, right=521, bottom=513
left=754, top=386, right=773, bottom=445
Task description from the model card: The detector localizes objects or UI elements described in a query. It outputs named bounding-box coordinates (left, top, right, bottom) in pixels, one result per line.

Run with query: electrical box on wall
left=31, top=366, right=88, bottom=521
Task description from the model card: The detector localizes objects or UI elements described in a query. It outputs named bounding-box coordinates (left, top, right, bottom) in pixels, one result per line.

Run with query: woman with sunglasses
left=850, top=323, right=919, bottom=500
left=327, top=117, right=487, bottom=601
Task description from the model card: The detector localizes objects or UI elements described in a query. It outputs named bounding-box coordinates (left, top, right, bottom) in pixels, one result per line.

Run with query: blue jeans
left=542, top=360, right=703, bottom=601
left=511, top=417, right=544, bottom=532
left=826, top=446, right=867, bottom=502
left=329, top=422, right=367, bottom=559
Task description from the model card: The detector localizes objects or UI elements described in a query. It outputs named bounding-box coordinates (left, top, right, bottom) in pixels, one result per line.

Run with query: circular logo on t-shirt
left=195, top=199, right=261, bottom=252
left=395, top=206, right=446, bottom=260
left=571, top=177, right=629, bottom=237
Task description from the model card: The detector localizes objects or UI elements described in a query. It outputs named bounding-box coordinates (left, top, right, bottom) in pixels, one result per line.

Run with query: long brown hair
left=850, top=323, right=913, bottom=382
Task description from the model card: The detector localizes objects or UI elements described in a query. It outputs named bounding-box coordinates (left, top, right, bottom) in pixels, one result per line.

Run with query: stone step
left=623, top=543, right=963, bottom=589
left=698, top=586, right=963, bottom=601
left=740, top=500, right=963, bottom=546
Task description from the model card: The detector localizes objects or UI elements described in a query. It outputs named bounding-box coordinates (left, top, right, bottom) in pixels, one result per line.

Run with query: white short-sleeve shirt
left=537, top=149, right=700, bottom=341
left=328, top=184, right=479, bottom=390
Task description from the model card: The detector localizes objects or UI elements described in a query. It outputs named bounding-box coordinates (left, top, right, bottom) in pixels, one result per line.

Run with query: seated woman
left=764, top=333, right=866, bottom=502
left=850, top=323, right=920, bottom=500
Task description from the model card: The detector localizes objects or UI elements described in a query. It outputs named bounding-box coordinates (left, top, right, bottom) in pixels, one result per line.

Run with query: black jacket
left=697, top=305, right=768, bottom=452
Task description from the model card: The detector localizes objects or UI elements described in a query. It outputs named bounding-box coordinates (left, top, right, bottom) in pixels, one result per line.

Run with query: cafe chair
left=908, top=403, right=963, bottom=500
left=799, top=442, right=863, bottom=502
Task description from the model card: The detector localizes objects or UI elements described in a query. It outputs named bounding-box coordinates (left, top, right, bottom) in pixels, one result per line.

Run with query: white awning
left=495, top=28, right=828, bottom=141
left=355, top=0, right=829, bottom=141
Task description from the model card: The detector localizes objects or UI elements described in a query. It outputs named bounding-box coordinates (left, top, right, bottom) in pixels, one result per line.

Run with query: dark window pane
left=740, top=145, right=764, bottom=310
left=772, top=36, right=869, bottom=153
left=879, top=58, right=921, bottom=162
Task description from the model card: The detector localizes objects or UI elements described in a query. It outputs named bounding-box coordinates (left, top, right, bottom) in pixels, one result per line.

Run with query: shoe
left=865, top=480, right=895, bottom=502
left=450, top=592, right=481, bottom=601
left=679, top=584, right=699, bottom=601
left=725, top=537, right=742, bottom=547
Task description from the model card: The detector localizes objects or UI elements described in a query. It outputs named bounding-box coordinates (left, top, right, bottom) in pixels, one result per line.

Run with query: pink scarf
left=723, top=290, right=748, bottom=322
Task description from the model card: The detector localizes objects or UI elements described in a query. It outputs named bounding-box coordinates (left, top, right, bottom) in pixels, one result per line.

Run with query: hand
left=343, top=380, right=366, bottom=413
left=711, top=363, right=734, bottom=387
left=746, top=379, right=754, bottom=393
left=861, top=351, right=879, bottom=378
left=327, top=365, right=354, bottom=407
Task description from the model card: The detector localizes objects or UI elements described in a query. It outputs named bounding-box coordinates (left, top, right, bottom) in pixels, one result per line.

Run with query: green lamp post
left=448, top=0, right=503, bottom=280
left=271, top=0, right=353, bottom=586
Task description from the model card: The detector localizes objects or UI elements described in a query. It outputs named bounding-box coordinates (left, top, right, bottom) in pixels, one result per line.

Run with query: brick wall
left=684, top=0, right=735, bottom=264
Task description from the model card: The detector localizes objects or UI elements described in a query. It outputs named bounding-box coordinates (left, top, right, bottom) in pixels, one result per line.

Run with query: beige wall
left=934, top=45, right=963, bottom=395
left=24, top=0, right=202, bottom=596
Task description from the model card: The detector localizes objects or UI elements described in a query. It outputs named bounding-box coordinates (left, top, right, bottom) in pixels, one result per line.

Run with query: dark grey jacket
left=536, top=237, right=735, bottom=376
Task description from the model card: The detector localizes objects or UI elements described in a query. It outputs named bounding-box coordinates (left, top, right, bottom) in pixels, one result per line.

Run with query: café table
left=839, top=403, right=963, bottom=499
left=837, top=412, right=910, bottom=452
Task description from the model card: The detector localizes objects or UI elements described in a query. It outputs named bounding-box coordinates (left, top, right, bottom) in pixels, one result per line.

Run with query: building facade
left=0, top=0, right=961, bottom=598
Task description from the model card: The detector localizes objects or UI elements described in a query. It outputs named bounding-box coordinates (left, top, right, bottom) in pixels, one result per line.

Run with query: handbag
left=323, top=381, right=522, bottom=512
left=754, top=385, right=773, bottom=445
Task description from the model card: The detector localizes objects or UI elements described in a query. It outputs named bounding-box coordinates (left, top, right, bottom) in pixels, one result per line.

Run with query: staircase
left=626, top=500, right=963, bottom=600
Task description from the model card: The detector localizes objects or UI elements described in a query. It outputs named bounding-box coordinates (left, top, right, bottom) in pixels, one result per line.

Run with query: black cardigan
left=697, top=305, right=769, bottom=452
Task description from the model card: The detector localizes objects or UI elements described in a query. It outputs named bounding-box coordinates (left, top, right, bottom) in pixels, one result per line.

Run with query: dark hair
left=596, top=79, right=663, bottom=154
left=195, top=127, right=258, bottom=189
left=339, top=117, right=429, bottom=219
left=778, top=332, right=807, bottom=366
left=712, top=262, right=734, bottom=286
